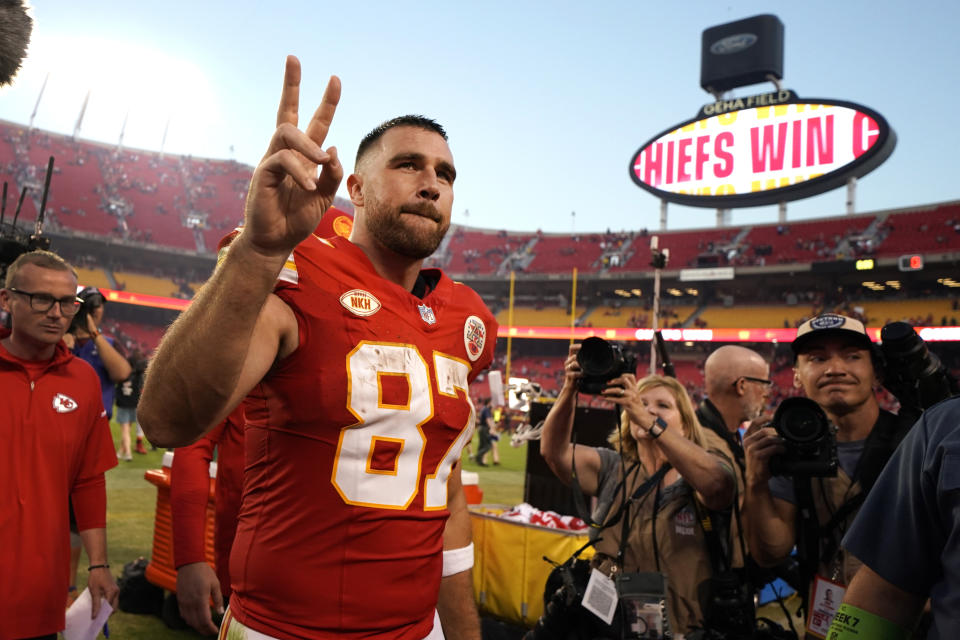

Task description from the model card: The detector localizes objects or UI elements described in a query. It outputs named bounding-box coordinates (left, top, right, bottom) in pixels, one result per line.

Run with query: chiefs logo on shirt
left=52, top=393, right=79, bottom=413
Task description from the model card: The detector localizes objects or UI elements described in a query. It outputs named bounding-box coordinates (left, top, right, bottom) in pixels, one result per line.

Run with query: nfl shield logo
left=418, top=304, right=437, bottom=325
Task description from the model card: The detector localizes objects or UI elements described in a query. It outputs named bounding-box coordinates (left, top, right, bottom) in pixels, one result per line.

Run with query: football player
left=140, top=56, right=495, bottom=640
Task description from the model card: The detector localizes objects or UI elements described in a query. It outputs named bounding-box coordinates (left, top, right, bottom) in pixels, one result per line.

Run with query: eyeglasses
left=8, top=288, right=84, bottom=316
left=735, top=376, right=774, bottom=387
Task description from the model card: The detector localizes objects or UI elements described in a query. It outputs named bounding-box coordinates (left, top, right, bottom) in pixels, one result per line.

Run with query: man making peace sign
left=139, top=56, right=495, bottom=640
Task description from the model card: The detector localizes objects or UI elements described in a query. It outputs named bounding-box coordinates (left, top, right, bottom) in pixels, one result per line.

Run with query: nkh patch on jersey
left=340, top=289, right=382, bottom=317
left=463, top=315, right=487, bottom=362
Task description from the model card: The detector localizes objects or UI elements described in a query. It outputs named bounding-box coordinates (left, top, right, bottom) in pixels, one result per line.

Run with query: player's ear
left=347, top=173, right=364, bottom=207
left=793, top=368, right=802, bottom=389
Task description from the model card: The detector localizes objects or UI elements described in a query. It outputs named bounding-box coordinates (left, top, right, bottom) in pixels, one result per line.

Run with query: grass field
left=84, top=422, right=797, bottom=637
left=83, top=422, right=527, bottom=638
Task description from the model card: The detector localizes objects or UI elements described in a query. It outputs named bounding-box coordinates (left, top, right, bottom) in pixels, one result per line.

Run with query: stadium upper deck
left=3, top=119, right=959, bottom=277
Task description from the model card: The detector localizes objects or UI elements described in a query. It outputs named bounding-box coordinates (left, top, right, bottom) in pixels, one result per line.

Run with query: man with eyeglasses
left=697, top=344, right=772, bottom=472
left=0, top=250, right=119, bottom=639
left=743, top=313, right=916, bottom=638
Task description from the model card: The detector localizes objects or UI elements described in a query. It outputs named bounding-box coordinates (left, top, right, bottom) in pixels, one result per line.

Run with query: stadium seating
left=743, top=216, right=874, bottom=263
left=3, top=120, right=960, bottom=282
left=613, top=228, right=738, bottom=272
left=696, top=304, right=814, bottom=329
left=853, top=298, right=958, bottom=326
left=113, top=271, right=182, bottom=298
left=580, top=304, right=696, bottom=328
left=112, top=320, right=167, bottom=354
left=873, top=203, right=960, bottom=256
left=444, top=228, right=533, bottom=275
left=496, top=306, right=581, bottom=327
left=75, top=266, right=112, bottom=290
left=523, top=234, right=606, bottom=274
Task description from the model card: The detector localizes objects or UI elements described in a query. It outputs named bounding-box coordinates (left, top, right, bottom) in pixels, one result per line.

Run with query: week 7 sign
left=629, top=90, right=896, bottom=208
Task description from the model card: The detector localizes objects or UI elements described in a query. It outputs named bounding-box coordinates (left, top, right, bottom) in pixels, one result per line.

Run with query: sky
left=2, top=0, right=958, bottom=234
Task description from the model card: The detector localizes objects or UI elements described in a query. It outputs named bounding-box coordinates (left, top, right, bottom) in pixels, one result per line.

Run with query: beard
left=363, top=192, right=450, bottom=260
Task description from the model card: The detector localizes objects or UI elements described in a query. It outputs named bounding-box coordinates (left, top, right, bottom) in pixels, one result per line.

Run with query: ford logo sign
left=710, top=33, right=757, bottom=55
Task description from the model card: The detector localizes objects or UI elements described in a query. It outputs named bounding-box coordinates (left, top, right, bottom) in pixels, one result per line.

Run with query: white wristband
left=441, top=542, right=474, bottom=577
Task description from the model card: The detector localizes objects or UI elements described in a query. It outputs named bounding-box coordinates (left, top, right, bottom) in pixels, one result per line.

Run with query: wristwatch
left=648, top=416, right=668, bottom=438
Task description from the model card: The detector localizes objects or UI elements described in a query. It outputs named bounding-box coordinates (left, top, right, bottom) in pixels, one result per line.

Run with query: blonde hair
left=4, top=250, right=78, bottom=288
left=608, top=374, right=707, bottom=460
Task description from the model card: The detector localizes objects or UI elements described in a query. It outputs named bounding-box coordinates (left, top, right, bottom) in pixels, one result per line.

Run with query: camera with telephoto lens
left=768, top=397, right=838, bottom=477
left=577, top=337, right=639, bottom=395
left=880, top=321, right=958, bottom=418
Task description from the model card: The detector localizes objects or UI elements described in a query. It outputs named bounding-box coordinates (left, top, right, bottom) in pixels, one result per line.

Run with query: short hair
left=609, top=375, right=707, bottom=460
left=4, top=250, right=78, bottom=288
left=355, top=115, right=448, bottom=168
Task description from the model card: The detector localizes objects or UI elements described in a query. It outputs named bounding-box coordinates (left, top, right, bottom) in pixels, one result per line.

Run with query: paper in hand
left=63, top=587, right=113, bottom=640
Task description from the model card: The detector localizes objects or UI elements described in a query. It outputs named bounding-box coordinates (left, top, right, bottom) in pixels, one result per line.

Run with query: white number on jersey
left=332, top=342, right=473, bottom=510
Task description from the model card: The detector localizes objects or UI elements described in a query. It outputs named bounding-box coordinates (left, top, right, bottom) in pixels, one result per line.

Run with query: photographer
left=539, top=342, right=738, bottom=636
left=63, top=286, right=132, bottom=593
left=827, top=397, right=960, bottom=639
left=697, top=344, right=772, bottom=471
left=67, top=287, right=132, bottom=415
left=742, top=314, right=912, bottom=638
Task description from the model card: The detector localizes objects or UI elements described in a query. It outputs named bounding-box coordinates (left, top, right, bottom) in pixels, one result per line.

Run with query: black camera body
left=69, top=286, right=105, bottom=334
left=880, top=321, right=958, bottom=419
left=577, top=337, right=638, bottom=395
left=768, top=397, right=838, bottom=477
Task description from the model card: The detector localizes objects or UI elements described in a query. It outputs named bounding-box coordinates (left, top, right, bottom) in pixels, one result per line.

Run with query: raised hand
left=560, top=343, right=582, bottom=390
left=742, top=419, right=784, bottom=486
left=603, top=373, right=652, bottom=430
left=241, top=55, right=344, bottom=260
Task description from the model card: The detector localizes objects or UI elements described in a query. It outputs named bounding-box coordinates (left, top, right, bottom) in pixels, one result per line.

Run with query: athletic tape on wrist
left=826, top=604, right=909, bottom=640
left=442, top=543, right=474, bottom=577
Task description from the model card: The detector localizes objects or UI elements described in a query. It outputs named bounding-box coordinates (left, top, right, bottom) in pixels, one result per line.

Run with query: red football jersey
left=228, top=236, right=496, bottom=639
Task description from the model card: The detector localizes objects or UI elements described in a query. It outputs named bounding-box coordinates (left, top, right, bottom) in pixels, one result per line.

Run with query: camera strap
left=851, top=410, right=908, bottom=494
left=793, top=475, right=819, bottom=619
left=816, top=410, right=907, bottom=569
left=618, top=463, right=672, bottom=568
left=692, top=499, right=731, bottom=575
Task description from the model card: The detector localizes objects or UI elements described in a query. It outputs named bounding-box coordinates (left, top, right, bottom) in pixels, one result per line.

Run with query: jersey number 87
left=333, top=342, right=474, bottom=511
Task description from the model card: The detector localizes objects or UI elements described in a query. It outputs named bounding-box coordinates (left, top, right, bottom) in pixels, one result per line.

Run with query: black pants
left=476, top=427, right=493, bottom=462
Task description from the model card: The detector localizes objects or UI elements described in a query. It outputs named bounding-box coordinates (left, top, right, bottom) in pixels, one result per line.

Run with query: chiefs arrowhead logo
left=340, top=289, right=381, bottom=317
left=52, top=393, right=79, bottom=413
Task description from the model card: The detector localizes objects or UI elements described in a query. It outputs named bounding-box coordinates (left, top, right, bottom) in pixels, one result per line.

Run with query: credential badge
left=464, top=315, right=486, bottom=362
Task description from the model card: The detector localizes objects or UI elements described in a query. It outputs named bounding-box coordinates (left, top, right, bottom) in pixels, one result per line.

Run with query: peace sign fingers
left=276, top=55, right=302, bottom=129
left=305, top=74, right=341, bottom=149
